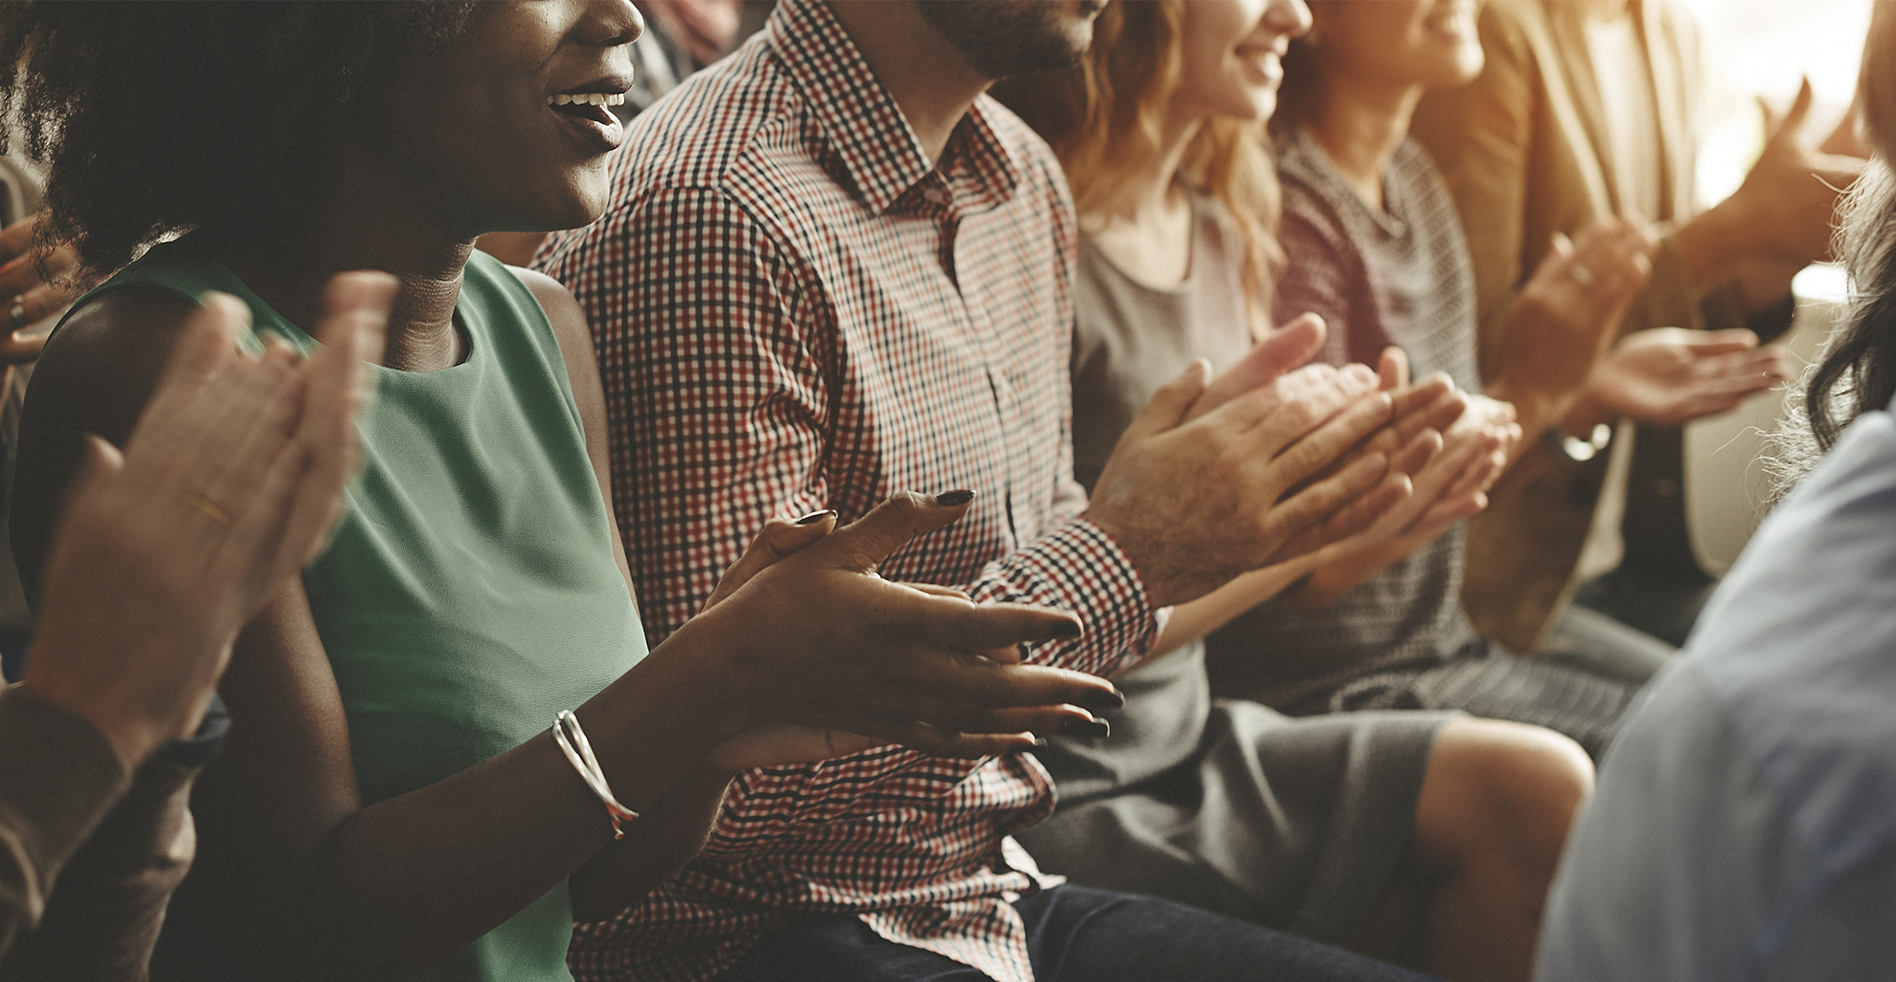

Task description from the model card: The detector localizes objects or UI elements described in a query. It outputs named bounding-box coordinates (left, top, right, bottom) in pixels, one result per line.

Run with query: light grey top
left=1053, top=196, right=1254, bottom=793
left=1535, top=392, right=1896, bottom=982
left=1069, top=196, right=1255, bottom=493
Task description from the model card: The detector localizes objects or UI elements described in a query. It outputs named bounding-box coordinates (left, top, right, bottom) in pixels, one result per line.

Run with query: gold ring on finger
left=189, top=493, right=234, bottom=529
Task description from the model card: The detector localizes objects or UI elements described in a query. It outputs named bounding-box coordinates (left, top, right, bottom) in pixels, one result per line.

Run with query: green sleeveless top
left=78, top=242, right=647, bottom=982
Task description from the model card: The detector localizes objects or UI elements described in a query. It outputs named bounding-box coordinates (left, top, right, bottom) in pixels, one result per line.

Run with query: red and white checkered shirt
left=537, top=2, right=1158, bottom=979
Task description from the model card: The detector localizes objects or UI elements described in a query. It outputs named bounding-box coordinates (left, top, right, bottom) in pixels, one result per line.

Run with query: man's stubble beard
left=914, top=0, right=1101, bottom=80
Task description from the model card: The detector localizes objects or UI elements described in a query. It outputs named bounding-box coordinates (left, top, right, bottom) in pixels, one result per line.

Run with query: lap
left=1018, top=704, right=1450, bottom=942
left=718, top=885, right=1437, bottom=982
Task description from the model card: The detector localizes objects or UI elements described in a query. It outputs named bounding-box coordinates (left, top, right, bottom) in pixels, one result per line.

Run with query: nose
left=583, top=0, right=643, bottom=46
left=1268, top=0, right=1313, bottom=40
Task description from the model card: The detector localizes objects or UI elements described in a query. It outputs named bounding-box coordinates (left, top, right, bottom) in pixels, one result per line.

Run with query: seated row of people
left=0, top=1, right=1879, bottom=981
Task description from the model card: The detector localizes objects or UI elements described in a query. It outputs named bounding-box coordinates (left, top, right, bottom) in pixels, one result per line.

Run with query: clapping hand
left=0, top=211, right=84, bottom=365
left=691, top=491, right=1123, bottom=770
left=1582, top=327, right=1792, bottom=427
left=22, top=273, right=390, bottom=770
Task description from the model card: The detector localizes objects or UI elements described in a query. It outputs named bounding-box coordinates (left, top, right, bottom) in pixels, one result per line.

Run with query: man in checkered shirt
left=537, top=2, right=1446, bottom=980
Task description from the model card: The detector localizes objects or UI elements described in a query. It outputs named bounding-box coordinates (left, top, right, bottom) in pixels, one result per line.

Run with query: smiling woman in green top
left=0, top=3, right=1119, bottom=980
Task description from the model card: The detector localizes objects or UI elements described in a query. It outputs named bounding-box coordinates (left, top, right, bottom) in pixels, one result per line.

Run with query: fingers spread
left=1252, top=389, right=1392, bottom=492
left=1272, top=466, right=1410, bottom=562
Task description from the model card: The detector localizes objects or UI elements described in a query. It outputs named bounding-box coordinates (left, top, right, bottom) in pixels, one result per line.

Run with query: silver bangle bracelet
left=1543, top=422, right=1613, bottom=463
left=552, top=710, right=639, bottom=839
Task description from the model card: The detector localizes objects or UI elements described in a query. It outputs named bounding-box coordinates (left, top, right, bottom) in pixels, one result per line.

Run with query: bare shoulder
left=13, top=285, right=204, bottom=584
left=508, top=265, right=590, bottom=349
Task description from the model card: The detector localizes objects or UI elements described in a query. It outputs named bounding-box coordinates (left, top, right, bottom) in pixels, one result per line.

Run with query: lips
left=548, top=88, right=630, bottom=152
left=1234, top=46, right=1283, bottom=86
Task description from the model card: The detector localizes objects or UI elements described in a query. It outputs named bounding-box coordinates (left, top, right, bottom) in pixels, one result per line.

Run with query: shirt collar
left=764, top=0, right=1020, bottom=217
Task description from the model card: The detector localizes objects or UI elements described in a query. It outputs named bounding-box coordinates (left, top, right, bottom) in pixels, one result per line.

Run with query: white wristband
left=552, top=710, right=639, bottom=839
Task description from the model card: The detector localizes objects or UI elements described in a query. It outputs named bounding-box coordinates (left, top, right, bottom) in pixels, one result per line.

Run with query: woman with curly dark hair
left=0, top=3, right=1121, bottom=980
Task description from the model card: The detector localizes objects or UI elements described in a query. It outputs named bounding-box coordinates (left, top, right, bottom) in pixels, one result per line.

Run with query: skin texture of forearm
left=569, top=769, right=735, bottom=922
left=192, top=600, right=749, bottom=982
left=1146, top=555, right=1324, bottom=660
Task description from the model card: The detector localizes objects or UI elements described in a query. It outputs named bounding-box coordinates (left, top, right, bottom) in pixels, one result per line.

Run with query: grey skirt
left=1016, top=644, right=1453, bottom=945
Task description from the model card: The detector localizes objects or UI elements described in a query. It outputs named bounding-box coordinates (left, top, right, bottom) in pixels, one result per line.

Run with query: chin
left=1252, top=92, right=1279, bottom=123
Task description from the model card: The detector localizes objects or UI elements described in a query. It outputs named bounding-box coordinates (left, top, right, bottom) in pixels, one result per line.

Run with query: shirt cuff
left=988, top=517, right=1160, bottom=677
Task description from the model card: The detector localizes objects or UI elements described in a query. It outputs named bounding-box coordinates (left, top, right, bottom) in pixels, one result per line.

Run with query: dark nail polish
left=1080, top=688, right=1125, bottom=712
left=935, top=489, right=976, bottom=507
left=795, top=509, right=836, bottom=525
left=1049, top=620, right=1082, bottom=639
left=1060, top=716, right=1111, bottom=739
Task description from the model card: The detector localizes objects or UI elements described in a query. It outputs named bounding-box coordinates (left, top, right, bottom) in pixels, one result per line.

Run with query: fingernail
left=1033, top=735, right=1050, bottom=748
left=795, top=509, right=836, bottom=525
left=1017, top=641, right=1034, bottom=660
left=1080, top=688, right=1125, bottom=712
left=935, top=489, right=976, bottom=507
left=1049, top=620, right=1082, bottom=639
left=1061, top=716, right=1111, bottom=739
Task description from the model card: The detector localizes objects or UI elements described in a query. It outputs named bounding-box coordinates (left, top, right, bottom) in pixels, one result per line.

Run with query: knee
left=1413, top=718, right=1594, bottom=875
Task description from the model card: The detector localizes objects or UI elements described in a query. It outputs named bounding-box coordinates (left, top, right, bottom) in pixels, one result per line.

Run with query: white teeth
left=546, top=92, right=627, bottom=107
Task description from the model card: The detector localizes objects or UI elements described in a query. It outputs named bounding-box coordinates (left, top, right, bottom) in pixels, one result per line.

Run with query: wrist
left=577, top=623, right=756, bottom=808
left=1540, top=417, right=1614, bottom=465
left=1676, top=200, right=1747, bottom=292
left=1561, top=382, right=1618, bottom=435
left=644, top=610, right=771, bottom=733
left=1484, top=375, right=1567, bottom=444
left=14, top=672, right=168, bottom=774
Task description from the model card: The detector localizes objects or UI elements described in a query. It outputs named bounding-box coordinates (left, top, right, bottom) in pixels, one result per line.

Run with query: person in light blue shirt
left=1534, top=8, right=1896, bottom=979
left=1534, top=387, right=1896, bottom=982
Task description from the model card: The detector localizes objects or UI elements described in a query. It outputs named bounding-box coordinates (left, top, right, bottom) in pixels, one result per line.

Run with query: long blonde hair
left=992, top=1, right=1283, bottom=324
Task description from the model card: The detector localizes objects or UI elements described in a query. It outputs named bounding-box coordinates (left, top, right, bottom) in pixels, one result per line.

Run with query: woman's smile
left=547, top=86, right=632, bottom=152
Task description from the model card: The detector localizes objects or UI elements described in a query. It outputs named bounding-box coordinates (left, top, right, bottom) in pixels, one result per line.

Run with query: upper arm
left=11, top=289, right=199, bottom=592
left=512, top=266, right=636, bottom=595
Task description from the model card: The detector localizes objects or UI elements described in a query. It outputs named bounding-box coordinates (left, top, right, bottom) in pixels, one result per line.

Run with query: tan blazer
left=1410, top=0, right=1755, bottom=652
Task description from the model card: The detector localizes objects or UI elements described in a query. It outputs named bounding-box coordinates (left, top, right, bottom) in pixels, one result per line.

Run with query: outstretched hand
left=688, top=491, right=1121, bottom=770
left=1582, top=327, right=1791, bottom=427
left=1743, top=78, right=1864, bottom=266
left=21, top=272, right=391, bottom=771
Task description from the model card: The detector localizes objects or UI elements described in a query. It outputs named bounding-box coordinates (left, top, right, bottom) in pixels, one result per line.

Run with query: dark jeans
left=718, top=885, right=1438, bottom=982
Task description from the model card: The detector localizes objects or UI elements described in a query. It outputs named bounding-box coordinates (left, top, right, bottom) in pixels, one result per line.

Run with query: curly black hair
left=0, top=1, right=476, bottom=280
